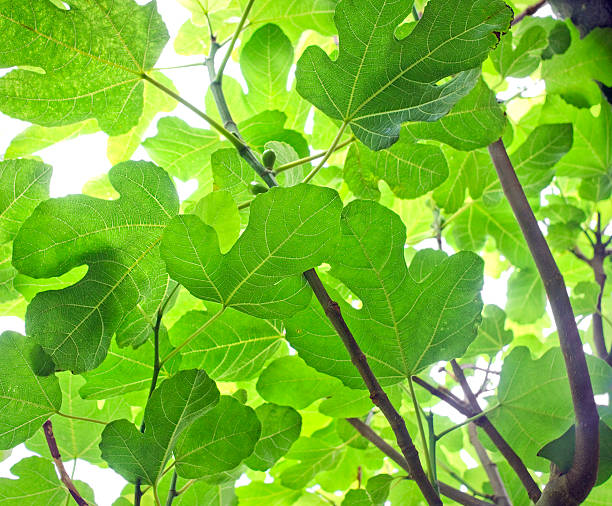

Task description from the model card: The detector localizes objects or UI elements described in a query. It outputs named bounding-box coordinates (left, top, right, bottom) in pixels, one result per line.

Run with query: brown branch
left=346, top=418, right=496, bottom=506
left=468, top=423, right=511, bottom=506
left=414, top=372, right=542, bottom=503
left=205, top=22, right=440, bottom=506
left=43, top=420, right=89, bottom=506
left=511, top=0, right=547, bottom=25
left=488, top=139, right=599, bottom=505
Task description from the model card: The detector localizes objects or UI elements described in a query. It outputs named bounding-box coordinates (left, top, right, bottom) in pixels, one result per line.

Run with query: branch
left=413, top=373, right=542, bottom=503
left=488, top=139, right=599, bottom=504
left=468, top=423, right=511, bottom=506
left=511, top=0, right=547, bottom=25
left=165, top=471, right=178, bottom=506
left=43, top=420, right=89, bottom=506
left=204, top=7, right=440, bottom=504
left=346, top=418, right=496, bottom=506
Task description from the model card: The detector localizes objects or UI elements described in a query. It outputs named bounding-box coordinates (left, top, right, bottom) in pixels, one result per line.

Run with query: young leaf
left=506, top=268, right=546, bottom=324
left=287, top=200, right=484, bottom=388
left=343, top=133, right=448, bottom=200
left=464, top=305, right=514, bottom=357
left=12, top=161, right=179, bottom=372
left=0, top=331, right=61, bottom=449
left=161, top=184, right=342, bottom=319
left=175, top=395, right=261, bottom=479
left=245, top=403, right=302, bottom=471
left=0, top=0, right=169, bottom=134
left=100, top=369, right=219, bottom=484
left=295, top=0, right=512, bottom=150
left=490, top=26, right=548, bottom=79
left=168, top=307, right=282, bottom=381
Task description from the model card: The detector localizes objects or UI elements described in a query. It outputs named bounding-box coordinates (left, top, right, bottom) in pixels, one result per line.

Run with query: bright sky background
left=0, top=3, right=578, bottom=506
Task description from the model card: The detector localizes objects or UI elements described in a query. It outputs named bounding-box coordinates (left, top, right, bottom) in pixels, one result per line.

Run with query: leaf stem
left=141, top=73, right=245, bottom=153
left=160, top=308, right=226, bottom=365
left=407, top=377, right=435, bottom=488
left=275, top=136, right=356, bottom=175
left=488, top=139, right=599, bottom=503
left=215, top=0, right=254, bottom=81
left=56, top=412, right=108, bottom=426
left=43, top=420, right=89, bottom=506
left=434, top=403, right=500, bottom=440
left=152, top=62, right=206, bottom=71
left=302, top=122, right=349, bottom=184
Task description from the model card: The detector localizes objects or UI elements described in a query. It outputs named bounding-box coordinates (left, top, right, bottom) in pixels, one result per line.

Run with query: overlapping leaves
left=296, top=0, right=512, bottom=150
left=12, top=161, right=179, bottom=372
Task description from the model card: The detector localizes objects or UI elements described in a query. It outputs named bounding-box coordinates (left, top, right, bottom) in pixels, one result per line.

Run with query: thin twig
left=488, top=139, right=599, bottom=504
left=215, top=0, right=254, bottom=80
left=346, top=418, right=495, bottom=506
left=274, top=137, right=355, bottom=175
left=165, top=471, right=178, bottom=506
left=302, top=122, right=349, bottom=183
left=43, top=420, right=89, bottom=506
left=511, top=0, right=547, bottom=26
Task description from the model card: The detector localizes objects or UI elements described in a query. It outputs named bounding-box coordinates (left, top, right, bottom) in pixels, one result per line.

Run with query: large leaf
left=168, top=306, right=282, bottom=381
left=245, top=403, right=302, bottom=471
left=487, top=346, right=612, bottom=468
left=100, top=369, right=219, bottom=484
left=175, top=395, right=261, bottom=479
left=12, top=161, right=179, bottom=372
left=542, top=24, right=612, bottom=108
left=0, top=0, right=169, bottom=134
left=343, top=132, right=448, bottom=201
left=404, top=78, right=507, bottom=151
left=161, top=184, right=342, bottom=319
left=287, top=200, right=484, bottom=388
left=0, top=331, right=61, bottom=450
left=0, top=457, right=94, bottom=505
left=295, top=0, right=512, bottom=150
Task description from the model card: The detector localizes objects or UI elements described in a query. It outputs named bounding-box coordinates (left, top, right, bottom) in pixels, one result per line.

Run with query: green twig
left=435, top=403, right=501, bottom=440
left=275, top=136, right=355, bottom=175
left=215, top=0, right=254, bottom=80
left=56, top=412, right=107, bottom=426
left=302, top=122, right=349, bottom=184
left=407, top=376, right=436, bottom=489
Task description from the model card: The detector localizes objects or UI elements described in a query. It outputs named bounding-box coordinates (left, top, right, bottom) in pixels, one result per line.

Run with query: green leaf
left=243, top=0, right=337, bottom=41
left=143, top=116, right=220, bottom=185
left=491, top=26, right=548, bottom=79
left=343, top=133, right=448, bottom=200
left=287, top=200, right=484, bottom=388
left=0, top=244, right=19, bottom=303
left=465, top=305, right=513, bottom=357
left=538, top=419, right=612, bottom=487
left=5, top=120, right=98, bottom=159
left=193, top=191, right=240, bottom=254
left=211, top=148, right=265, bottom=209
left=570, top=281, right=601, bottom=316
left=26, top=373, right=131, bottom=464
left=296, top=0, right=511, bottom=150
left=542, top=24, right=612, bottom=108
left=100, top=369, right=219, bottom=484
left=0, top=331, right=61, bottom=449
left=488, top=346, right=612, bottom=468
left=245, top=403, right=302, bottom=471
left=506, top=268, right=546, bottom=324
left=257, top=356, right=340, bottom=409
left=236, top=482, right=301, bottom=505
left=0, top=456, right=94, bottom=505
left=13, top=161, right=179, bottom=372
left=404, top=78, right=507, bottom=151
left=161, top=184, right=342, bottom=319
left=0, top=0, right=169, bottom=134
left=0, top=159, right=51, bottom=243
left=107, top=72, right=177, bottom=164
left=175, top=395, right=261, bottom=479
left=540, top=95, right=612, bottom=200
left=168, top=307, right=282, bottom=381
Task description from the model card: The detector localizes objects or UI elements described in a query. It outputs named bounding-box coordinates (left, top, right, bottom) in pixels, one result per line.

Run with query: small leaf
left=491, top=26, right=548, bottom=79
left=0, top=0, right=169, bottom=134
left=100, top=369, right=219, bottom=484
left=175, top=395, right=261, bottom=479
left=245, top=403, right=302, bottom=471
left=0, top=331, right=61, bottom=449
left=465, top=305, right=513, bottom=357
left=193, top=191, right=240, bottom=253
left=296, top=0, right=512, bottom=149
left=506, top=268, right=546, bottom=324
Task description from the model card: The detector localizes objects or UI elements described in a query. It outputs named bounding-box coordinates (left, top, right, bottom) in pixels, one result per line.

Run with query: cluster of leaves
left=0, top=0, right=611, bottom=505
